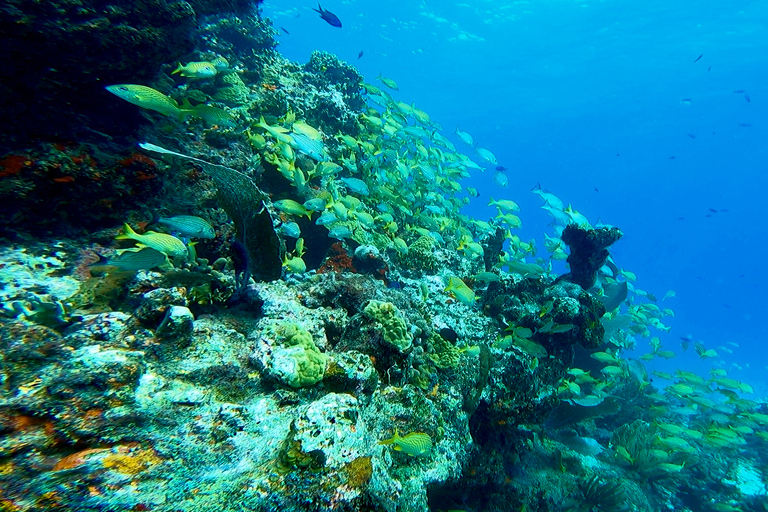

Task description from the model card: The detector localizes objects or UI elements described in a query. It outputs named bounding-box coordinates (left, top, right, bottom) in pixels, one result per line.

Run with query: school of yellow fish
left=108, top=58, right=765, bottom=491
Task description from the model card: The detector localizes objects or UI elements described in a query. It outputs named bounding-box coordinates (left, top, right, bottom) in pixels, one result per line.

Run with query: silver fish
left=291, top=132, right=326, bottom=161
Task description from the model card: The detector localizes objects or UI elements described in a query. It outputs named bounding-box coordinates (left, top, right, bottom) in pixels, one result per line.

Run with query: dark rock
left=155, top=305, right=194, bottom=349
left=558, top=224, right=623, bottom=289
left=323, top=351, right=379, bottom=397
left=481, top=227, right=506, bottom=271
left=0, top=321, right=65, bottom=391
left=352, top=245, right=387, bottom=276
left=134, top=287, right=189, bottom=326
left=0, top=0, right=261, bottom=150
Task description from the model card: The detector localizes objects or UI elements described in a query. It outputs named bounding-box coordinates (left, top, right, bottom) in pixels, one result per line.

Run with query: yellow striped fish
left=379, top=429, right=432, bottom=457
left=116, top=223, right=188, bottom=258
left=105, top=84, right=184, bottom=119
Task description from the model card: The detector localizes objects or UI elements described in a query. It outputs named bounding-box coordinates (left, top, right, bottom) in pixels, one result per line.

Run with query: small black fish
left=708, top=208, right=718, bottom=213
left=744, top=93, right=751, bottom=103
left=687, top=133, right=696, bottom=138
left=439, top=327, right=458, bottom=344
left=594, top=187, right=599, bottom=192
left=280, top=26, right=290, bottom=34
left=313, top=3, right=341, bottom=27
left=734, top=90, right=745, bottom=93
left=387, top=281, right=402, bottom=289
left=495, top=165, right=507, bottom=172
left=358, top=50, right=364, bottom=59
left=669, top=156, right=676, bottom=159
left=693, top=54, right=703, bottom=62
left=738, top=123, right=752, bottom=127
left=708, top=66, right=711, bottom=71
left=230, top=239, right=251, bottom=300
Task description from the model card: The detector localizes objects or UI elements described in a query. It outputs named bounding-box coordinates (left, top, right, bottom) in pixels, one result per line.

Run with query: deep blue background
left=263, top=0, right=768, bottom=393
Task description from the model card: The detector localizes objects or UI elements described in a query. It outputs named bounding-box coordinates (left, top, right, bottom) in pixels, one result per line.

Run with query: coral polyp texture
left=0, top=3, right=764, bottom=512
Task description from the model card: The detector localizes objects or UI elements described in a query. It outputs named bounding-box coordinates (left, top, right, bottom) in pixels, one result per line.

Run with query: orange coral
left=317, top=243, right=356, bottom=274
left=119, top=153, right=156, bottom=169
left=0, top=155, right=33, bottom=178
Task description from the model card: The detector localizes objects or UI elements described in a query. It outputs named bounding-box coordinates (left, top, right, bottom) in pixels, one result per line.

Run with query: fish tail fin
left=488, top=196, right=496, bottom=206
left=531, top=182, right=542, bottom=192
left=148, top=211, right=160, bottom=228
left=115, top=222, right=137, bottom=240
left=176, top=108, right=195, bottom=122
left=171, top=62, right=183, bottom=75
left=177, top=98, right=197, bottom=121
left=91, top=252, right=110, bottom=266
left=378, top=428, right=399, bottom=445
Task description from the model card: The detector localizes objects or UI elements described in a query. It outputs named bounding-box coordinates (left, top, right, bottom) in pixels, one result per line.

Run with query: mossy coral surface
left=363, top=300, right=413, bottom=353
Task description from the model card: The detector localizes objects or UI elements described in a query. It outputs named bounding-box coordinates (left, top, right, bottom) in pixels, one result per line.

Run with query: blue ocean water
left=267, top=0, right=768, bottom=394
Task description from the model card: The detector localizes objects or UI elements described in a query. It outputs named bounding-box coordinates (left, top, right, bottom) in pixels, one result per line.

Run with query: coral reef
left=0, top=5, right=762, bottom=512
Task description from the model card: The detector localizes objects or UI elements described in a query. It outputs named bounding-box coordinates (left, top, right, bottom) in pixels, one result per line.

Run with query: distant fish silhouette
left=687, top=133, right=696, bottom=138
left=744, top=93, right=751, bottom=102
left=693, top=54, right=703, bottom=62
left=280, top=27, right=290, bottom=34
left=313, top=3, right=342, bottom=27
left=600, top=281, right=628, bottom=312
left=358, top=50, right=364, bottom=59
left=734, top=90, right=746, bottom=93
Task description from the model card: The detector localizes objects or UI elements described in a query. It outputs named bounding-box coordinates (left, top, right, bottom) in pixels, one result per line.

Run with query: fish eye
left=119, top=86, right=128, bottom=91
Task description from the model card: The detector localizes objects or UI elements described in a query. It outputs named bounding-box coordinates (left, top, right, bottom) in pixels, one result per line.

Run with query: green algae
left=363, top=300, right=413, bottom=353
left=270, top=322, right=328, bottom=388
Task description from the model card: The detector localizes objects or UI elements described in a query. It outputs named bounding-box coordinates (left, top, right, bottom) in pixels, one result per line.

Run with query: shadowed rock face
left=559, top=224, right=624, bottom=290
left=0, top=0, right=259, bottom=151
